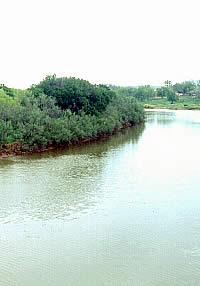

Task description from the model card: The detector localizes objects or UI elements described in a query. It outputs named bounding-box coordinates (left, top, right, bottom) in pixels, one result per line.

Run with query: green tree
left=30, top=75, right=115, bottom=115
left=134, top=85, right=155, bottom=102
left=0, top=80, right=145, bottom=152
left=156, top=87, right=170, bottom=97
left=194, top=81, right=200, bottom=98
left=115, top=87, right=137, bottom=98
left=173, top=81, right=196, bottom=95
left=167, top=89, right=178, bottom=103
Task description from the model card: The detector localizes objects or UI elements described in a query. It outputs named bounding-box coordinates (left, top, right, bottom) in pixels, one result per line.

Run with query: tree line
left=0, top=76, right=145, bottom=153
left=110, top=80, right=200, bottom=104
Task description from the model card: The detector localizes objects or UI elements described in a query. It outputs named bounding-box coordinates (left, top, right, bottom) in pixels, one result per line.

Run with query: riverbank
left=144, top=104, right=200, bottom=110
left=0, top=77, right=145, bottom=157
left=143, top=96, right=200, bottom=110
left=0, top=121, right=139, bottom=158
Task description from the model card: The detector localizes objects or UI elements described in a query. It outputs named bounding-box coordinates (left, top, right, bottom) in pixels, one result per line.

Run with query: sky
left=0, top=0, right=200, bottom=89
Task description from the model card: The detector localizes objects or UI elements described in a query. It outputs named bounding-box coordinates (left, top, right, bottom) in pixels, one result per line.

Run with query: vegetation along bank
left=0, top=76, right=145, bottom=156
left=110, top=80, right=200, bottom=110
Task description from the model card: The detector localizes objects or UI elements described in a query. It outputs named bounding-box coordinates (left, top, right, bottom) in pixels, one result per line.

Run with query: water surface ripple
left=0, top=110, right=200, bottom=286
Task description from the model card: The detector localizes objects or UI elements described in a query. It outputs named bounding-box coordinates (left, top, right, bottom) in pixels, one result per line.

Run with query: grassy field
left=143, top=96, right=200, bottom=110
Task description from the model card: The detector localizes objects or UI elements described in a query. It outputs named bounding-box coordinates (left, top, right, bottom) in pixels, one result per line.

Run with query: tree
left=167, top=89, right=178, bottom=103
left=156, top=87, right=170, bottom=97
left=115, top=87, right=137, bottom=98
left=30, top=75, right=115, bottom=115
left=134, top=85, right=155, bottom=101
left=173, top=81, right=196, bottom=95
left=194, top=81, right=200, bottom=98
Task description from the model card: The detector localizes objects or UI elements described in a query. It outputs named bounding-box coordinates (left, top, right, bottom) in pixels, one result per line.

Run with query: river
left=0, top=109, right=200, bottom=286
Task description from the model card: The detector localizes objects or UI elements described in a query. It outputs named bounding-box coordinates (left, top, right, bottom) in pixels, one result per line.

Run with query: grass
left=143, top=96, right=200, bottom=110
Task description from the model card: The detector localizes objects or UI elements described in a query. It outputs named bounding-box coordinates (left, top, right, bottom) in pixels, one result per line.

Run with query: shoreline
left=144, top=105, right=200, bottom=111
left=0, top=122, right=137, bottom=158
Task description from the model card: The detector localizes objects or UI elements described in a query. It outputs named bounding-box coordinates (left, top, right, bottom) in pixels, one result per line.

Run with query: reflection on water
left=145, top=109, right=176, bottom=125
left=1, top=111, right=200, bottom=286
left=0, top=124, right=145, bottom=223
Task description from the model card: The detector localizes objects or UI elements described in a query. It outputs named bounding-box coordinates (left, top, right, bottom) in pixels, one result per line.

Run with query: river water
left=0, top=110, right=200, bottom=286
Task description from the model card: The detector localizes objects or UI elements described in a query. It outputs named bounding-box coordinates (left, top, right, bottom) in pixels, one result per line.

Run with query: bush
left=0, top=83, right=145, bottom=152
left=30, top=75, right=115, bottom=115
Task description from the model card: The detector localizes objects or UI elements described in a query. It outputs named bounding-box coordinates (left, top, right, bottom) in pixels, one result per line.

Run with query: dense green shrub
left=0, top=84, right=15, bottom=97
left=0, top=81, right=144, bottom=152
left=30, top=75, right=115, bottom=115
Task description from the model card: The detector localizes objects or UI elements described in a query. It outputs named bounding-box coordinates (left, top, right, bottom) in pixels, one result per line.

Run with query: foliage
left=114, top=87, right=137, bottom=98
left=173, top=81, right=196, bottom=95
left=143, top=96, right=200, bottom=110
left=110, top=80, right=200, bottom=100
left=156, top=87, right=171, bottom=98
left=134, top=86, right=155, bottom=101
left=0, top=84, right=15, bottom=97
left=30, top=75, right=115, bottom=115
left=156, top=86, right=178, bottom=103
left=195, top=86, right=200, bottom=98
left=0, top=86, right=144, bottom=152
left=0, top=89, right=21, bottom=106
left=112, top=85, right=155, bottom=102
left=167, top=89, right=178, bottom=103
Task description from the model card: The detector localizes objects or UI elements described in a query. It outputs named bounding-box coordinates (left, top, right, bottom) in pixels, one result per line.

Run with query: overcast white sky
left=0, top=0, right=200, bottom=88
